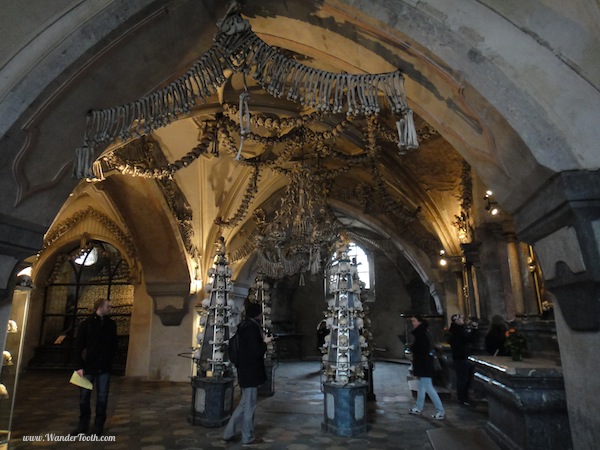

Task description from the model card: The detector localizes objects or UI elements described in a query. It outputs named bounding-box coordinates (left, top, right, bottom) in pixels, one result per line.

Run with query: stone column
left=520, top=243, right=542, bottom=316
left=461, top=242, right=486, bottom=319
left=504, top=232, right=526, bottom=316
left=514, top=170, right=600, bottom=450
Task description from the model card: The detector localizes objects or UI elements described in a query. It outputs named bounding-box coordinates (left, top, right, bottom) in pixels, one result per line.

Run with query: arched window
left=31, top=240, right=133, bottom=374
left=328, top=241, right=373, bottom=295
left=347, top=242, right=371, bottom=289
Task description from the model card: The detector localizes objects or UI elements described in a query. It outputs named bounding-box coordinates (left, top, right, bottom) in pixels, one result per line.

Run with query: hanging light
left=255, top=165, right=341, bottom=279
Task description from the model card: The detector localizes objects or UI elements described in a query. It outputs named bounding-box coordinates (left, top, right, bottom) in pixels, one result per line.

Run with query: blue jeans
left=79, top=372, right=111, bottom=431
left=415, top=376, right=445, bottom=414
left=223, top=387, right=258, bottom=444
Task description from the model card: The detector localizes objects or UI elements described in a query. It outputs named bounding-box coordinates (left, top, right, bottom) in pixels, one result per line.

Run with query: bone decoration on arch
left=73, top=0, right=418, bottom=180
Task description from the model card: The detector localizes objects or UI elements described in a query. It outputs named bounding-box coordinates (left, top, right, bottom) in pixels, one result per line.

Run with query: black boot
left=92, top=420, right=104, bottom=436
left=69, top=423, right=88, bottom=436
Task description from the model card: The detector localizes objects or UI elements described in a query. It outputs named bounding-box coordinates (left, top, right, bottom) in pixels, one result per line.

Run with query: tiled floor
left=9, top=361, right=490, bottom=449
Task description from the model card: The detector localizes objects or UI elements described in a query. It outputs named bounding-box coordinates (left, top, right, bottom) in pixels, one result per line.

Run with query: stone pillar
left=190, top=376, right=234, bottom=427
left=505, top=232, right=526, bottom=316
left=514, top=170, right=600, bottom=450
left=0, top=216, right=44, bottom=444
left=322, top=382, right=368, bottom=436
left=461, top=242, right=485, bottom=319
left=520, top=243, right=542, bottom=316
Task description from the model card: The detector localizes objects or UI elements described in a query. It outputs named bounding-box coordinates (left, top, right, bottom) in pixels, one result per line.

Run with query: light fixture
left=192, top=263, right=203, bottom=294
left=484, top=191, right=499, bottom=215
left=254, top=165, right=342, bottom=279
left=438, top=250, right=448, bottom=267
left=16, top=266, right=34, bottom=290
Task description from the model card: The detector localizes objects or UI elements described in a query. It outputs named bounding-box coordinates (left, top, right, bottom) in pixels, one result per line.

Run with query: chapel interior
left=0, top=1, right=599, bottom=449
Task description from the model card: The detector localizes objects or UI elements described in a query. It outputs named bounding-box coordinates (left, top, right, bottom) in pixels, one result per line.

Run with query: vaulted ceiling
left=5, top=0, right=570, bottom=288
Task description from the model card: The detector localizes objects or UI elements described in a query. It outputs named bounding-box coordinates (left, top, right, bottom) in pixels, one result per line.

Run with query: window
left=328, top=241, right=373, bottom=293
left=347, top=242, right=370, bottom=289
left=31, top=240, right=133, bottom=374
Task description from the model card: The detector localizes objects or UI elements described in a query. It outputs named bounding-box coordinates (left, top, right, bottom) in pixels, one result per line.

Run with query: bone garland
left=214, top=165, right=261, bottom=228
left=222, top=104, right=354, bottom=143
left=371, top=162, right=420, bottom=224
left=101, top=124, right=217, bottom=179
left=235, top=89, right=251, bottom=161
left=228, top=227, right=259, bottom=262
left=75, top=25, right=416, bottom=174
left=74, top=14, right=417, bottom=178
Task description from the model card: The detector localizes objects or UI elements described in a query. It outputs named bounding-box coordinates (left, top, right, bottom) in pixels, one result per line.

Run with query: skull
left=7, top=320, right=17, bottom=333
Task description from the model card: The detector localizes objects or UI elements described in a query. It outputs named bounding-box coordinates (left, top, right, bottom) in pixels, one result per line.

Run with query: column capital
left=513, top=170, right=600, bottom=331
left=146, top=282, right=192, bottom=326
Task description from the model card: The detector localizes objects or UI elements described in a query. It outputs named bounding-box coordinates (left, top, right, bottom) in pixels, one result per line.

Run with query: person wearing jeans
left=408, top=315, right=445, bottom=419
left=223, top=301, right=273, bottom=446
left=71, top=298, right=118, bottom=436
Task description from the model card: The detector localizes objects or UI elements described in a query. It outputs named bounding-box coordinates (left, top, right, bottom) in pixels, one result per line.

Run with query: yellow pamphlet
left=69, top=371, right=93, bottom=390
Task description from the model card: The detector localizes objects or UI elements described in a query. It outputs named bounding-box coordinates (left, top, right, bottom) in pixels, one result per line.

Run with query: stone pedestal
left=258, top=361, right=276, bottom=397
left=469, top=355, right=572, bottom=450
left=190, top=376, right=234, bottom=427
left=365, top=360, right=376, bottom=401
left=322, top=382, right=368, bottom=436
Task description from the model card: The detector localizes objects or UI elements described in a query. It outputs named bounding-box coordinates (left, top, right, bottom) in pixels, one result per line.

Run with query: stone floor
left=8, top=361, right=493, bottom=449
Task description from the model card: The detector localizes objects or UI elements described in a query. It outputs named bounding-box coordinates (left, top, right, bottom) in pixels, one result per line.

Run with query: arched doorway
left=29, top=240, right=133, bottom=374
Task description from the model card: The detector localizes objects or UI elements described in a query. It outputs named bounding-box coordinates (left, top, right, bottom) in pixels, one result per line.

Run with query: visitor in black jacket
left=223, top=301, right=273, bottom=445
left=448, top=314, right=479, bottom=406
left=408, top=316, right=445, bottom=419
left=71, top=298, right=118, bottom=436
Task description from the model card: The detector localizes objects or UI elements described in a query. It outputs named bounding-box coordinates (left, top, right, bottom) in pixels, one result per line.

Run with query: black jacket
left=236, top=318, right=267, bottom=388
left=410, top=321, right=434, bottom=378
left=448, top=323, right=478, bottom=360
left=74, top=313, right=118, bottom=374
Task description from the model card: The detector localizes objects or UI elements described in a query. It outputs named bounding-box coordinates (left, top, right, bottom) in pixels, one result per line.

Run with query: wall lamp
left=438, top=250, right=448, bottom=267
left=484, top=190, right=499, bottom=216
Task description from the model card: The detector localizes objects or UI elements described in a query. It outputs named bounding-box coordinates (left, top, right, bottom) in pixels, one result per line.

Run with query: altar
left=469, top=355, right=572, bottom=450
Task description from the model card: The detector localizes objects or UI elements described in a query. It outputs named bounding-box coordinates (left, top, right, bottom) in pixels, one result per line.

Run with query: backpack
left=228, top=331, right=240, bottom=366
left=227, top=322, right=246, bottom=367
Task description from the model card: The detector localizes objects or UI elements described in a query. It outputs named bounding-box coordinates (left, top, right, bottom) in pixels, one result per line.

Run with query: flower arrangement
left=504, top=328, right=527, bottom=361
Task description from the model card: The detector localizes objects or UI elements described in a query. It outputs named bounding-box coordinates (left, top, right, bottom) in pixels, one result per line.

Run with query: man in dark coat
left=448, top=314, right=479, bottom=406
left=71, top=298, right=118, bottom=436
left=223, top=301, right=273, bottom=445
